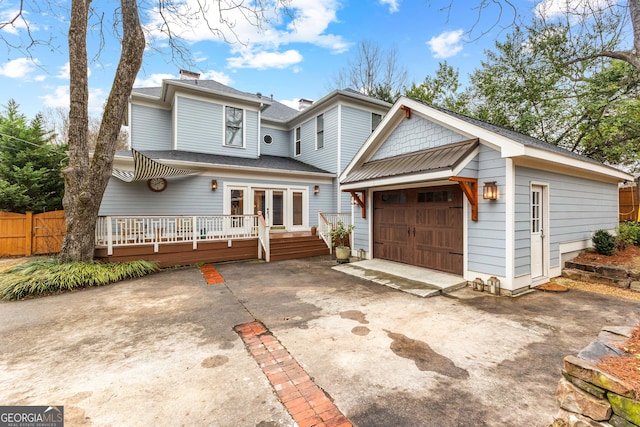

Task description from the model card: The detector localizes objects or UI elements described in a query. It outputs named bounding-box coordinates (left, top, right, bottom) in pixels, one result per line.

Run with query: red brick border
left=199, top=264, right=225, bottom=285
left=234, top=321, right=352, bottom=427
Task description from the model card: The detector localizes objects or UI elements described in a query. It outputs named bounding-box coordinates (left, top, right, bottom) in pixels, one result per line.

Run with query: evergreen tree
left=0, top=100, right=68, bottom=213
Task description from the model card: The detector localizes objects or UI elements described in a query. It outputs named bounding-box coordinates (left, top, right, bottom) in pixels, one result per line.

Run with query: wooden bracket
left=400, top=105, right=411, bottom=119
left=449, top=176, right=478, bottom=222
left=349, top=191, right=366, bottom=219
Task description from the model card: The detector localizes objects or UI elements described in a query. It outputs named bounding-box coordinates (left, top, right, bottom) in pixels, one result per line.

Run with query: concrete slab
left=333, top=258, right=467, bottom=297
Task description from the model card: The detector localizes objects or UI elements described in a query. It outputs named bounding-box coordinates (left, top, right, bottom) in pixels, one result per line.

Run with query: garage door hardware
left=449, top=252, right=463, bottom=256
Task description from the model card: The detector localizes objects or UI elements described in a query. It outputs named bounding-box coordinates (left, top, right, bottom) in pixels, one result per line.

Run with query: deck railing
left=318, top=212, right=352, bottom=253
left=96, top=215, right=260, bottom=256
left=257, top=212, right=270, bottom=262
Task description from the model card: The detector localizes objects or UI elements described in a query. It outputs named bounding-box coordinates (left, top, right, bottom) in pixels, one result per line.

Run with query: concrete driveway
left=1, top=256, right=638, bottom=426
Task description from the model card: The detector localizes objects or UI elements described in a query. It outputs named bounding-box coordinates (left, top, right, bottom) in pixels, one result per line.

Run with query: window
left=371, top=113, right=382, bottom=132
left=316, top=114, right=324, bottom=149
left=225, top=106, right=243, bottom=147
left=295, top=126, right=301, bottom=156
left=418, top=191, right=452, bottom=203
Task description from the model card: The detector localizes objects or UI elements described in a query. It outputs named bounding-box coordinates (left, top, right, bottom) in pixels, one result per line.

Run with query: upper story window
left=225, top=106, right=243, bottom=147
left=316, top=114, right=324, bottom=149
left=371, top=113, right=382, bottom=132
left=295, top=126, right=301, bottom=156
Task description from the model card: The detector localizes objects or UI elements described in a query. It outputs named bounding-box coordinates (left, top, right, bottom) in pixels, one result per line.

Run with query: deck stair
left=268, top=232, right=330, bottom=262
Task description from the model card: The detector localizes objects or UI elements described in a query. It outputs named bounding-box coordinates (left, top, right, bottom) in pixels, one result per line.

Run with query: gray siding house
left=340, top=97, right=633, bottom=295
left=102, top=77, right=390, bottom=232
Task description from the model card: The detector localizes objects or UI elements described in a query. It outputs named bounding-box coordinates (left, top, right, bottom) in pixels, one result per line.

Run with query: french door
left=252, top=188, right=306, bottom=229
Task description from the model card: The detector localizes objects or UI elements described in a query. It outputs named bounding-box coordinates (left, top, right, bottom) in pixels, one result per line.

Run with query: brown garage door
left=373, top=186, right=463, bottom=275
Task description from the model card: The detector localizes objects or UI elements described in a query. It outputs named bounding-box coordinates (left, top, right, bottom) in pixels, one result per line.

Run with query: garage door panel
left=374, top=186, right=463, bottom=275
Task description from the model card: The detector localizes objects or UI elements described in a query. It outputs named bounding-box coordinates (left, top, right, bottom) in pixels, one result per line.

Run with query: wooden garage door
left=373, top=186, right=463, bottom=275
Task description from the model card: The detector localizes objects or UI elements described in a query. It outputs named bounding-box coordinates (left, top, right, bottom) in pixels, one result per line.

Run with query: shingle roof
left=418, top=100, right=608, bottom=167
left=343, top=139, right=479, bottom=184
left=115, top=150, right=333, bottom=175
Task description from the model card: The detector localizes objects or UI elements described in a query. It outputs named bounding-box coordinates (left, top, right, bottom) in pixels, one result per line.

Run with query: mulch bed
left=572, top=245, right=640, bottom=270
left=596, top=326, right=640, bottom=397
left=535, top=282, right=569, bottom=292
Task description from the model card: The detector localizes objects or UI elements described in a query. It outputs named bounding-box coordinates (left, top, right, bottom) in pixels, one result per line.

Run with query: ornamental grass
left=0, top=258, right=159, bottom=300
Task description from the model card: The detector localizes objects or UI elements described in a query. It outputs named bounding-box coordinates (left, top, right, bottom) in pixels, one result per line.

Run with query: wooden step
left=268, top=235, right=330, bottom=262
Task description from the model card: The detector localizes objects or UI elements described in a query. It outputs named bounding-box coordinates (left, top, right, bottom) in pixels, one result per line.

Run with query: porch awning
left=342, top=139, right=479, bottom=184
left=111, top=149, right=198, bottom=182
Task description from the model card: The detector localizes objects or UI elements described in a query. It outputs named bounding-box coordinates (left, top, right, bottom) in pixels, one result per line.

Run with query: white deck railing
left=96, top=215, right=260, bottom=256
left=257, top=212, right=270, bottom=262
left=318, top=211, right=352, bottom=253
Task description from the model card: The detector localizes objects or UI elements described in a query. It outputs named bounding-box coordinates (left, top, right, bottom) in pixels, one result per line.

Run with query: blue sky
left=0, top=0, right=570, bottom=120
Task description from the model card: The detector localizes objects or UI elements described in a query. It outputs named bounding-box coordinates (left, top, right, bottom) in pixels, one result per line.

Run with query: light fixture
left=314, top=185, right=320, bottom=195
left=483, top=181, right=498, bottom=200
left=211, top=180, right=218, bottom=191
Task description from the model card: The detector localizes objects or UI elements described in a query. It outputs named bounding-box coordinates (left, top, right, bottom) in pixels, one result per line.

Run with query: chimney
left=298, top=98, right=313, bottom=110
left=179, top=69, right=200, bottom=80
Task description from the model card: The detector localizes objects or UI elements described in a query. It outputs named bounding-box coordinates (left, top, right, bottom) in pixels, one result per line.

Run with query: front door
left=530, top=185, right=545, bottom=279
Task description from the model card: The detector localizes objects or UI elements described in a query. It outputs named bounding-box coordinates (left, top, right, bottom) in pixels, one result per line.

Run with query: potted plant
left=310, top=225, right=317, bottom=236
left=327, top=221, right=354, bottom=263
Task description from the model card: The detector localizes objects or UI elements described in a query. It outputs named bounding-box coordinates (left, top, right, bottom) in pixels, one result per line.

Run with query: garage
left=373, top=185, right=463, bottom=275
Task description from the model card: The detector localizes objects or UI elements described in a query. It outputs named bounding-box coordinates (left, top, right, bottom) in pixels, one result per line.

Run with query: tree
left=43, top=107, right=129, bottom=150
left=2, top=1, right=291, bottom=262
left=404, top=61, right=469, bottom=113
left=466, top=24, right=640, bottom=170
left=0, top=100, right=68, bottom=213
left=328, top=40, right=408, bottom=103
left=438, top=1, right=640, bottom=72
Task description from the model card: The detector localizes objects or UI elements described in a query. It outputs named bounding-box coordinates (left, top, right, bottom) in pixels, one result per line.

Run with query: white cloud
left=379, top=0, right=400, bottom=13
left=427, top=29, right=464, bottom=58
left=134, top=73, right=176, bottom=87
left=227, top=49, right=303, bottom=70
left=143, top=0, right=347, bottom=70
left=56, top=62, right=70, bottom=79
left=535, top=0, right=615, bottom=19
left=0, top=57, right=38, bottom=78
left=279, top=98, right=300, bottom=110
left=39, top=85, right=105, bottom=114
left=199, top=70, right=232, bottom=85
left=0, top=9, right=36, bottom=35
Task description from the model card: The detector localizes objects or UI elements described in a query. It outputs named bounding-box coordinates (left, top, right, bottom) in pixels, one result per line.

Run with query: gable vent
left=263, top=134, right=273, bottom=144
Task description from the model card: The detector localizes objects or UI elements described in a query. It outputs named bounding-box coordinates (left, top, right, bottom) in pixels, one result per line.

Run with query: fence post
left=24, top=211, right=33, bottom=256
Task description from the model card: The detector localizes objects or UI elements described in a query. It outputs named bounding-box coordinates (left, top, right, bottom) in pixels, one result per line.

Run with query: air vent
left=263, top=134, right=273, bottom=144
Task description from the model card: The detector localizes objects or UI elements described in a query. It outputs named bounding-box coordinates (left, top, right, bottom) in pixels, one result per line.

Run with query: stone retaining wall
left=556, top=314, right=640, bottom=426
left=563, top=261, right=640, bottom=291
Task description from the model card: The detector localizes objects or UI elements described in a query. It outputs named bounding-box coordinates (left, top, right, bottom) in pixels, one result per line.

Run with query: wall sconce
left=483, top=181, right=498, bottom=200
left=211, top=180, right=218, bottom=191
left=314, top=185, right=320, bottom=195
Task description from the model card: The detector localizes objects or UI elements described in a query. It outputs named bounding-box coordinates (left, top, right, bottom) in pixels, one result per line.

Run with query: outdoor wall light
left=483, top=181, right=498, bottom=200
left=211, top=179, right=218, bottom=191
left=314, top=185, right=320, bottom=195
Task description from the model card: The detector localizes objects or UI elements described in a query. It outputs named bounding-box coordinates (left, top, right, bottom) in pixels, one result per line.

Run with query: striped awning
left=111, top=149, right=197, bottom=182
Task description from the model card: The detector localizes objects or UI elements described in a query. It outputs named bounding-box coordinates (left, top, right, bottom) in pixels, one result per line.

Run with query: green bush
left=592, top=229, right=616, bottom=256
left=616, top=221, right=640, bottom=247
left=0, top=258, right=159, bottom=300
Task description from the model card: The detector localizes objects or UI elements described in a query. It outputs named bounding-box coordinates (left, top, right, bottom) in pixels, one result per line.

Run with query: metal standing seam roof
left=342, top=139, right=479, bottom=184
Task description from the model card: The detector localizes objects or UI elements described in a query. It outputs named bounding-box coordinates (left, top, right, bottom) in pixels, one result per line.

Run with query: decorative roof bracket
left=449, top=176, right=478, bottom=222
left=349, top=190, right=366, bottom=219
left=400, top=105, right=411, bottom=119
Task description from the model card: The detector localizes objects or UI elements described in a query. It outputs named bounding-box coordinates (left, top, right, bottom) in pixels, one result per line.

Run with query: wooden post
left=24, top=211, right=33, bottom=256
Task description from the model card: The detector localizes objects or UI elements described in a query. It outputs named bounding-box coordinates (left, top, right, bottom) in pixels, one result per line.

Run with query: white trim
left=341, top=96, right=633, bottom=184
left=505, top=158, right=515, bottom=286
left=341, top=169, right=454, bottom=191
left=463, top=185, right=469, bottom=281
left=337, top=105, right=342, bottom=213
left=559, top=239, right=592, bottom=254
left=257, top=109, right=262, bottom=157
left=172, top=97, right=178, bottom=150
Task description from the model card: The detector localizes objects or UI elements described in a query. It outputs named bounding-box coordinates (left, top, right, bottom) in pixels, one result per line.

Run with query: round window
left=263, top=134, right=273, bottom=144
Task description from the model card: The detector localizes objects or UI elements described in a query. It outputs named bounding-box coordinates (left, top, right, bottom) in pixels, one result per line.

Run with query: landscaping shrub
left=616, top=221, right=640, bottom=248
left=0, top=259, right=159, bottom=300
left=592, top=229, right=617, bottom=256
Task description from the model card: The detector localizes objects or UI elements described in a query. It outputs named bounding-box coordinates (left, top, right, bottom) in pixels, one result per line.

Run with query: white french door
left=252, top=188, right=307, bottom=230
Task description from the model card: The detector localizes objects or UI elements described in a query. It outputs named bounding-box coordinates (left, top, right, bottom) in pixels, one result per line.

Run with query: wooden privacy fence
left=0, top=211, right=66, bottom=256
left=620, top=184, right=640, bottom=222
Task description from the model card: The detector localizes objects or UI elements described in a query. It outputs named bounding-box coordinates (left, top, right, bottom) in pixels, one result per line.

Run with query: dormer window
left=316, top=114, right=324, bottom=149
left=225, top=106, right=244, bottom=147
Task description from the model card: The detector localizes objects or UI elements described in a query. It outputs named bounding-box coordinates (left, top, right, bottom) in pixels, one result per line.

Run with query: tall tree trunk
left=59, top=0, right=145, bottom=262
